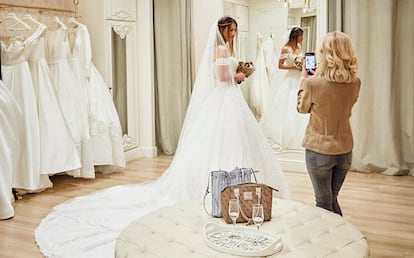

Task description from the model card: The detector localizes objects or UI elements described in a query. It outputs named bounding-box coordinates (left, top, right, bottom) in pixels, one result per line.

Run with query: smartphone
left=305, top=52, right=316, bottom=75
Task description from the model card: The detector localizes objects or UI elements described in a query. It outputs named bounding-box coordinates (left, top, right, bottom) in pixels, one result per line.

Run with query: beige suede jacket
left=297, top=76, right=361, bottom=155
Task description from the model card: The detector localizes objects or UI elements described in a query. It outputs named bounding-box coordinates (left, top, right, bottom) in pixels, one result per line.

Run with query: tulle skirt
left=261, top=70, right=309, bottom=151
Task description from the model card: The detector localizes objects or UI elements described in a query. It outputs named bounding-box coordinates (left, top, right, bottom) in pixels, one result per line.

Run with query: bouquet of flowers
left=293, top=53, right=305, bottom=70
left=237, top=60, right=255, bottom=77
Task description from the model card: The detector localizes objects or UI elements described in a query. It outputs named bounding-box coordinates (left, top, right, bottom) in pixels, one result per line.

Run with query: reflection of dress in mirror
left=249, top=32, right=269, bottom=120
left=260, top=27, right=309, bottom=151
left=262, top=33, right=277, bottom=80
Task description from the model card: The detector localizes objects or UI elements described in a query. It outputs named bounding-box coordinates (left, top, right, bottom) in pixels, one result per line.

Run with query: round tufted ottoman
left=115, top=199, right=368, bottom=257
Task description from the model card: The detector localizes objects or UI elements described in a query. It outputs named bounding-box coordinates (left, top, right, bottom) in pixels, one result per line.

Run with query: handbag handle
left=231, top=184, right=278, bottom=225
left=237, top=196, right=253, bottom=225
left=233, top=188, right=254, bottom=225
left=241, top=167, right=258, bottom=183
left=203, top=174, right=213, bottom=216
left=203, top=170, right=230, bottom=216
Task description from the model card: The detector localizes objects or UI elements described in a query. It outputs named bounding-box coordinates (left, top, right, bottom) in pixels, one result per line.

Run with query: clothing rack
left=0, top=3, right=78, bottom=17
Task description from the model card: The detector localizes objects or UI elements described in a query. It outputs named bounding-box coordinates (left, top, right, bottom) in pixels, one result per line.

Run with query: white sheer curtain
left=153, top=0, right=193, bottom=154
left=343, top=0, right=414, bottom=175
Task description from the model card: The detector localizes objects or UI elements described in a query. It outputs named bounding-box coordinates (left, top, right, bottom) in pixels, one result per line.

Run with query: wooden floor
left=1, top=154, right=413, bottom=258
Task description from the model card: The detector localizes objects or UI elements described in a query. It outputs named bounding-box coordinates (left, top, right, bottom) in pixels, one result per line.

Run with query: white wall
left=78, top=1, right=106, bottom=79
left=192, top=0, right=223, bottom=73
left=247, top=0, right=289, bottom=61
left=317, top=0, right=327, bottom=40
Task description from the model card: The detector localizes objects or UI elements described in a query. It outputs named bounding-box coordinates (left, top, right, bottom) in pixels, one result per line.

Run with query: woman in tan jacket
left=297, top=31, right=360, bottom=216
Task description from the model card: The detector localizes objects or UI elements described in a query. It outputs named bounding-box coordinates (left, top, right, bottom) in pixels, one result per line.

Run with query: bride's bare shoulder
left=281, top=45, right=292, bottom=54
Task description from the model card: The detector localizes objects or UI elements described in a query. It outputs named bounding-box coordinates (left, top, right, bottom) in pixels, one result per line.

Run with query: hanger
left=0, top=13, right=31, bottom=31
left=21, top=14, right=45, bottom=27
left=50, top=16, right=68, bottom=30
left=66, top=17, right=82, bottom=29
left=21, top=14, right=47, bottom=41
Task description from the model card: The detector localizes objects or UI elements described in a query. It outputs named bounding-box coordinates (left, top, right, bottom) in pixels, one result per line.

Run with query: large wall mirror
left=223, top=0, right=322, bottom=172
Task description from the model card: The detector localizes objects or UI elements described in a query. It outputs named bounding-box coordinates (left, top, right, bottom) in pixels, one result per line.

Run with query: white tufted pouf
left=115, top=199, right=368, bottom=257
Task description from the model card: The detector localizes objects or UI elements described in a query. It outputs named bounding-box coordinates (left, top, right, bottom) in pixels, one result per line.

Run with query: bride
left=260, top=27, right=309, bottom=151
left=35, top=16, right=290, bottom=257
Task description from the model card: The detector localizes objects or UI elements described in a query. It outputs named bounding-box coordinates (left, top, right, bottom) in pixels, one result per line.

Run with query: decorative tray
left=203, top=223, right=282, bottom=257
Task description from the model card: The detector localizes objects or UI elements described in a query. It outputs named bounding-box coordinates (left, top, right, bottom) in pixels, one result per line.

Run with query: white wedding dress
left=26, top=24, right=81, bottom=174
left=1, top=30, right=52, bottom=191
left=35, top=21, right=290, bottom=258
left=261, top=51, right=309, bottom=151
left=67, top=21, right=125, bottom=171
left=44, top=27, right=94, bottom=178
left=0, top=80, right=23, bottom=219
left=262, top=36, right=277, bottom=80
left=249, top=33, right=270, bottom=120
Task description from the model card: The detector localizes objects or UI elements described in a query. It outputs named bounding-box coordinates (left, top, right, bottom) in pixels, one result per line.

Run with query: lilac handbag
left=203, top=167, right=257, bottom=217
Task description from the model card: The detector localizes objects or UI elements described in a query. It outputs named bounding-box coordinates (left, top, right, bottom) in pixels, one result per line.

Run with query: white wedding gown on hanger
left=0, top=80, right=23, bottom=219
left=66, top=20, right=125, bottom=171
left=44, top=26, right=95, bottom=178
left=262, top=36, right=277, bottom=82
left=26, top=24, right=81, bottom=174
left=35, top=20, right=290, bottom=258
left=1, top=28, right=52, bottom=191
left=249, top=33, right=270, bottom=120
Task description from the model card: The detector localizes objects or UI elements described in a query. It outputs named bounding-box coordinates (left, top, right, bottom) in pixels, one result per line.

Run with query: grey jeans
left=305, top=149, right=352, bottom=216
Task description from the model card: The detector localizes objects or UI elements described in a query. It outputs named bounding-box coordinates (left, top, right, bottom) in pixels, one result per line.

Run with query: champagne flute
left=252, top=204, right=264, bottom=231
left=228, top=199, right=240, bottom=239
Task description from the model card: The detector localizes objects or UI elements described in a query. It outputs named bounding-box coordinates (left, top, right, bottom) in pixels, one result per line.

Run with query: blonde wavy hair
left=315, top=31, right=358, bottom=83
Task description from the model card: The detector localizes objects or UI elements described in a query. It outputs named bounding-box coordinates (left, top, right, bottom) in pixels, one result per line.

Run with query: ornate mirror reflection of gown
left=262, top=35, right=277, bottom=81
left=260, top=52, right=309, bottom=151
left=249, top=33, right=269, bottom=120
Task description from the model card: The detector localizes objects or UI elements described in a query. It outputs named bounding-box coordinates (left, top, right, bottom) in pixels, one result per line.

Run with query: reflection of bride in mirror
left=260, top=27, right=309, bottom=151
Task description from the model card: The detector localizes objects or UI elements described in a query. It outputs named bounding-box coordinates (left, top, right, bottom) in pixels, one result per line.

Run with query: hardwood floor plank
left=0, top=154, right=413, bottom=257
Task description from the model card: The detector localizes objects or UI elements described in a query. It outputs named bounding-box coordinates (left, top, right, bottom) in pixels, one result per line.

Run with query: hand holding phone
left=305, top=52, right=316, bottom=75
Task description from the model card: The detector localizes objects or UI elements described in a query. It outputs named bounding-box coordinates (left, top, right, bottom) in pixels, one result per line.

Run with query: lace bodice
left=1, top=25, right=46, bottom=65
left=1, top=39, right=27, bottom=65
left=44, top=28, right=69, bottom=64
